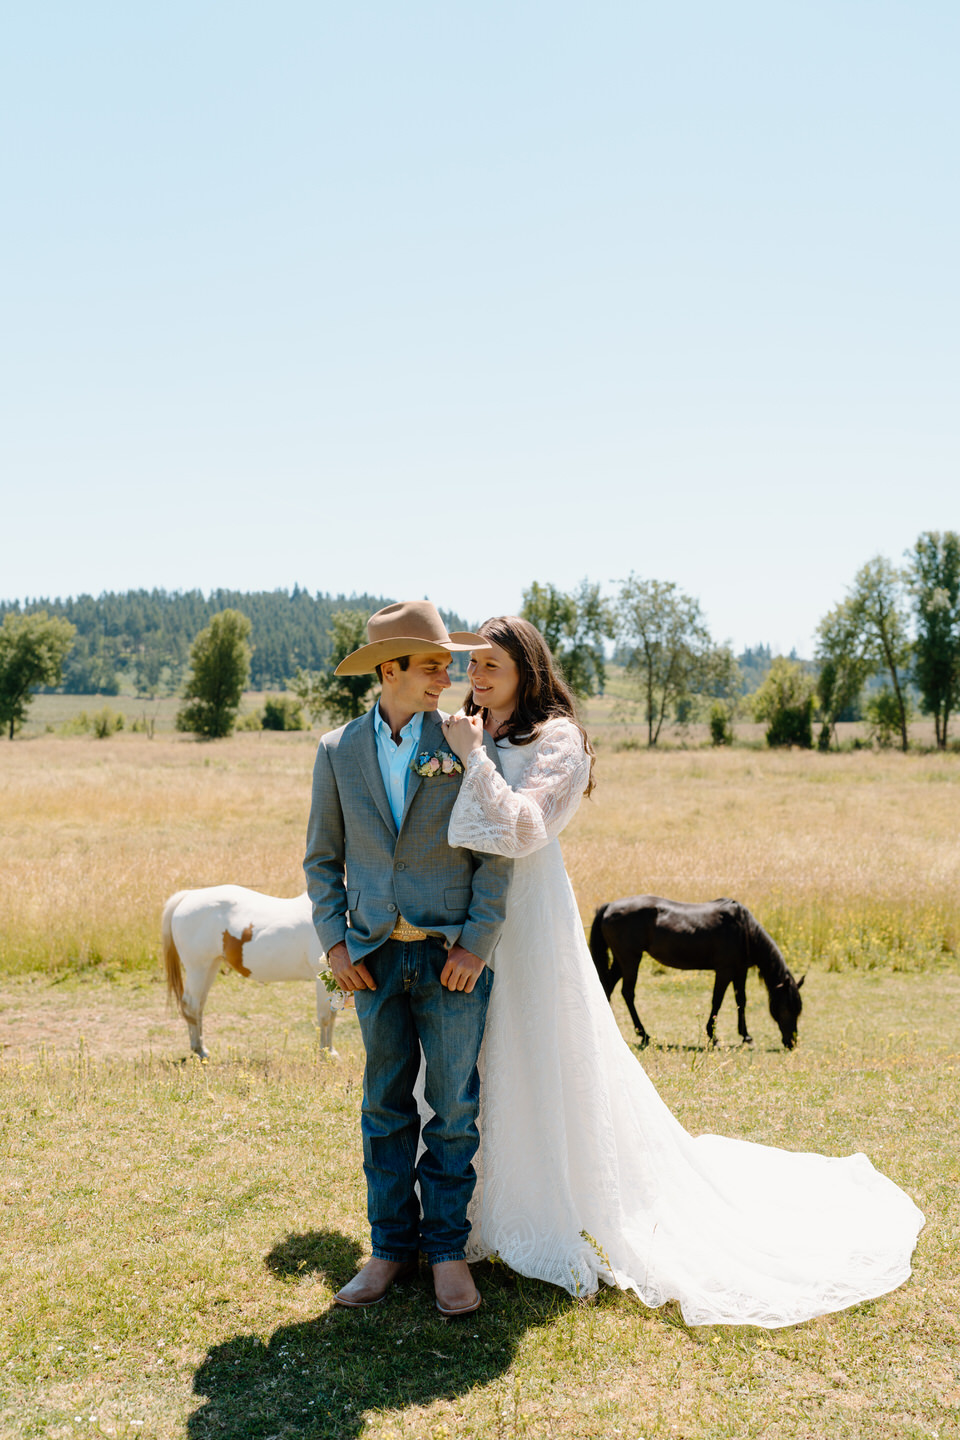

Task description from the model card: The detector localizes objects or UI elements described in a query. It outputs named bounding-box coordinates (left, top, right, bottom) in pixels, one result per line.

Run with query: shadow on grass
left=264, top=1229, right=363, bottom=1287
left=634, top=1040, right=787, bottom=1056
left=188, top=1229, right=582, bottom=1440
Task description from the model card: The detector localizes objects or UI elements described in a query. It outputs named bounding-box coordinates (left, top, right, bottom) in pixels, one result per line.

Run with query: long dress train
left=446, top=718, right=924, bottom=1329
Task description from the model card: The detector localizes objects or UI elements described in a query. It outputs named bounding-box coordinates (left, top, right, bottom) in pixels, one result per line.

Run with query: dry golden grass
left=15, top=690, right=290, bottom=738
left=1, top=732, right=959, bottom=978
left=570, top=744, right=960, bottom=974
left=0, top=732, right=316, bottom=973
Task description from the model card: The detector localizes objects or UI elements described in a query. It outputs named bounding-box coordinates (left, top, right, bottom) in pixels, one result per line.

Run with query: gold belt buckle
left=390, top=914, right=429, bottom=943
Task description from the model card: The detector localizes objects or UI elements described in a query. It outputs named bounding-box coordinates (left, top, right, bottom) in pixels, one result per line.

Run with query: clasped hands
left=440, top=711, right=484, bottom=763
left=326, top=713, right=487, bottom=996
left=327, top=939, right=485, bottom=995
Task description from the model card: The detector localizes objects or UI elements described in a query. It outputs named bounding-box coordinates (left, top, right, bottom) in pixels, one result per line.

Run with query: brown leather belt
left=390, top=915, right=429, bottom=943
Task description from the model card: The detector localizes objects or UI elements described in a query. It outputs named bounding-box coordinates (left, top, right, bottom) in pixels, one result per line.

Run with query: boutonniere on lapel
left=412, top=749, right=464, bottom=778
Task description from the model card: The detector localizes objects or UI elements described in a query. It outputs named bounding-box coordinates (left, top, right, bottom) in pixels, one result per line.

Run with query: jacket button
left=396, top=862, right=406, bottom=871
left=387, top=903, right=397, bottom=912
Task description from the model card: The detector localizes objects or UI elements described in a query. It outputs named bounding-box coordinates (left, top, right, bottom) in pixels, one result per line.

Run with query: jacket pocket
left=444, top=886, right=471, bottom=911
left=346, top=889, right=360, bottom=911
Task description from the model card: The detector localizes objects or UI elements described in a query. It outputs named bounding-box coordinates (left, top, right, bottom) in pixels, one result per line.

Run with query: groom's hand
left=328, top=940, right=376, bottom=992
left=441, top=944, right=486, bottom=993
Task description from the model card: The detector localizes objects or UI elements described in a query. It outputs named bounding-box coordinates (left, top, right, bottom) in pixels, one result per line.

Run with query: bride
left=438, top=615, right=924, bottom=1329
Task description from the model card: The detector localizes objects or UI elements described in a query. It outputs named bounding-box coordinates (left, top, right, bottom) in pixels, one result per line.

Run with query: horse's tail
left=589, top=905, right=615, bottom=990
left=161, top=890, right=189, bottom=1017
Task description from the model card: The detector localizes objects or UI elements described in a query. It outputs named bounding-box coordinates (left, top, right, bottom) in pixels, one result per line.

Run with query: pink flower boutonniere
left=412, top=749, right=464, bottom=778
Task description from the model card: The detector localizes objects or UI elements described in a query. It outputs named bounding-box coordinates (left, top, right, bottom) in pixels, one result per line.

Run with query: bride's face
left=467, top=641, right=520, bottom=716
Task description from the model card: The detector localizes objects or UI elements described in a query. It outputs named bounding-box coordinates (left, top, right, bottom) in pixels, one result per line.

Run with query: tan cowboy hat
left=334, top=601, right=488, bottom=676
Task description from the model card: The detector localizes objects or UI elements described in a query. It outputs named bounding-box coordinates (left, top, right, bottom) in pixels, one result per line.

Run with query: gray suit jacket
left=304, top=706, right=512, bottom=964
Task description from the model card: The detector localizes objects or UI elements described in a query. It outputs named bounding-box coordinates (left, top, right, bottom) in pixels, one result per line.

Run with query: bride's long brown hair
left=464, top=615, right=596, bottom=796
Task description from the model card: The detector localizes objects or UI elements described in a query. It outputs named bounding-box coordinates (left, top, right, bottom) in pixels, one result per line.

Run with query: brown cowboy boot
left=432, top=1259, right=481, bottom=1318
left=333, top=1257, right=419, bottom=1308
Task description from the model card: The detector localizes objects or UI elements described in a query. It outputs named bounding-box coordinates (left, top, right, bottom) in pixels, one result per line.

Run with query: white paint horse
left=162, top=886, right=338, bottom=1059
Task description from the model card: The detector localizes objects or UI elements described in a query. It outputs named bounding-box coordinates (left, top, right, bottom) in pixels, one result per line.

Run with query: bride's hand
left=441, top=712, right=484, bottom=763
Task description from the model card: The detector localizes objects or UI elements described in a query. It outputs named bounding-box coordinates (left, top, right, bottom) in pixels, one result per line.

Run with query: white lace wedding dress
left=446, top=717, right=924, bottom=1328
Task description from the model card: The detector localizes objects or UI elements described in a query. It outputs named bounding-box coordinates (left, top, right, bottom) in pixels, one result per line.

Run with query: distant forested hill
left=737, top=644, right=775, bottom=692
left=0, top=589, right=474, bottom=694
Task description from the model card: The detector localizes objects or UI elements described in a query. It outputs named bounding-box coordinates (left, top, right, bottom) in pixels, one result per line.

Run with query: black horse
left=590, top=895, right=804, bottom=1049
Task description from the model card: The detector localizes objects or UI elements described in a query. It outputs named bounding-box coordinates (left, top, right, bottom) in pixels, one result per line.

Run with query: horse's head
left=769, top=973, right=804, bottom=1049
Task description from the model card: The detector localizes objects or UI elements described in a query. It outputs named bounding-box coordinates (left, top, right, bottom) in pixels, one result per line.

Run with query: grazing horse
left=590, top=895, right=804, bottom=1049
left=162, top=886, right=337, bottom=1059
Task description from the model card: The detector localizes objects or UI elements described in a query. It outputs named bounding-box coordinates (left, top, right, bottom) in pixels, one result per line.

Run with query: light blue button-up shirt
left=374, top=703, right=425, bottom=831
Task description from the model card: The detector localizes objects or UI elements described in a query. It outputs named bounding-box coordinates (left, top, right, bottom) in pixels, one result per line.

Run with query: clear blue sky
left=2, top=2, right=956, bottom=655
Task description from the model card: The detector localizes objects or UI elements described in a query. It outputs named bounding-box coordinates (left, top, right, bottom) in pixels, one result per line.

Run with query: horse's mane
left=737, top=906, right=792, bottom=991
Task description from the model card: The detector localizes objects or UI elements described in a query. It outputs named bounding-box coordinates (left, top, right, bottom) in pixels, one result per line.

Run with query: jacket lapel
left=355, top=706, right=398, bottom=838
left=399, top=708, right=439, bottom=832
left=397, top=709, right=506, bottom=836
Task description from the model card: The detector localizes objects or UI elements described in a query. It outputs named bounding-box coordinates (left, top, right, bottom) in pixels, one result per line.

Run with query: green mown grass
left=3, top=968, right=958, bottom=1440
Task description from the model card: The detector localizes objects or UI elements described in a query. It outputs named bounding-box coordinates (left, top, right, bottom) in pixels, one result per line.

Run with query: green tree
left=291, top=610, right=377, bottom=727
left=0, top=587, right=393, bottom=693
left=848, top=557, right=913, bottom=753
left=521, top=579, right=614, bottom=699
left=175, top=610, right=252, bottom=739
left=91, top=706, right=124, bottom=739
left=708, top=702, right=733, bottom=746
left=906, top=530, right=960, bottom=749
left=751, top=656, right=815, bottom=748
left=134, top=638, right=167, bottom=699
left=814, top=599, right=872, bottom=750
left=261, top=695, right=306, bottom=731
left=0, top=611, right=76, bottom=739
left=700, top=643, right=743, bottom=741
left=61, top=633, right=120, bottom=694
left=616, top=575, right=712, bottom=746
left=865, top=688, right=913, bottom=749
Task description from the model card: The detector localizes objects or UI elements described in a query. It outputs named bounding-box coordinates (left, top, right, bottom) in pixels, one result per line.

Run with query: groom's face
left=382, top=651, right=452, bottom=714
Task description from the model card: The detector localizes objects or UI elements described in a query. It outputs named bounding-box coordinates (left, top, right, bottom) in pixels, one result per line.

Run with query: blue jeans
left=352, top=937, right=492, bottom=1265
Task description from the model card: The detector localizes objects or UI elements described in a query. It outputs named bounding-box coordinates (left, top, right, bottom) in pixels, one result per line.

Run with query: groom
left=303, top=601, right=512, bottom=1316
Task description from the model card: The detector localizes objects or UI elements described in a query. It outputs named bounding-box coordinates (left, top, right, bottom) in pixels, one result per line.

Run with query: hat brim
left=335, top=630, right=489, bottom=677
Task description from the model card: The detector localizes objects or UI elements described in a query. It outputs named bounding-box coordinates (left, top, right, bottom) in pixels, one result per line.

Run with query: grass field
left=11, top=685, right=952, bottom=749
left=1, top=724, right=957, bottom=979
left=2, top=727, right=959, bottom=1438
left=3, top=969, right=958, bottom=1440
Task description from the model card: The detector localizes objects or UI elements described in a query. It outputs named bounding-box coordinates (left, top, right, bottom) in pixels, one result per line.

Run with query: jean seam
left=359, top=937, right=489, bottom=1263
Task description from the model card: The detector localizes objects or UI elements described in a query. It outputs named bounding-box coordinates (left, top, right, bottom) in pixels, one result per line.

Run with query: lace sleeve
left=448, top=718, right=591, bottom=858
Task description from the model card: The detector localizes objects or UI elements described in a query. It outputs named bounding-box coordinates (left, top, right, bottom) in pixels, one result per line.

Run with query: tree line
left=0, top=597, right=466, bottom=740
left=0, top=587, right=402, bottom=695
left=813, top=536, right=960, bottom=751
left=520, top=533, right=958, bottom=752
left=1, top=531, right=957, bottom=746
